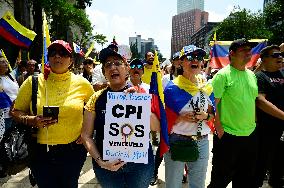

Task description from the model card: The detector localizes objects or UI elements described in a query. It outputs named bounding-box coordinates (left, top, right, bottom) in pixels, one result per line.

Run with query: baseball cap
left=130, top=58, right=143, bottom=69
left=180, top=45, right=206, bottom=59
left=99, top=48, right=124, bottom=65
left=48, top=40, right=72, bottom=55
left=172, top=52, right=180, bottom=60
left=229, top=38, right=257, bottom=52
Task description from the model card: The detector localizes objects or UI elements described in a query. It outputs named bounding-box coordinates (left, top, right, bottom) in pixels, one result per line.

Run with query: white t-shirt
left=0, top=75, right=19, bottom=118
left=92, top=64, right=107, bottom=85
left=162, top=74, right=176, bottom=89
left=127, top=80, right=150, bottom=93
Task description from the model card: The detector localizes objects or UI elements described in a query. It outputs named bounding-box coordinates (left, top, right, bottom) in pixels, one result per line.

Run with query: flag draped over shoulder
left=164, top=76, right=216, bottom=133
left=42, top=11, right=51, bottom=73
left=149, top=51, right=169, bottom=157
left=0, top=11, right=36, bottom=48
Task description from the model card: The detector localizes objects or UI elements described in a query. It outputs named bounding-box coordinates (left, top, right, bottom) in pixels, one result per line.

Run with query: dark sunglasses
left=185, top=55, right=204, bottom=62
left=130, top=64, right=143, bottom=69
left=266, top=52, right=284, bottom=59
left=49, top=49, right=70, bottom=58
left=104, top=60, right=124, bottom=69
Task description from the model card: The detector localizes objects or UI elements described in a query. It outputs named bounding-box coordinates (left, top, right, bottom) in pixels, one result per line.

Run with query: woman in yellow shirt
left=12, top=40, right=94, bottom=188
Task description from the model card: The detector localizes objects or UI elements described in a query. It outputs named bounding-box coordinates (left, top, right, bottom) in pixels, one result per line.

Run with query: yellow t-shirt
left=14, top=71, right=94, bottom=145
left=141, top=67, right=152, bottom=85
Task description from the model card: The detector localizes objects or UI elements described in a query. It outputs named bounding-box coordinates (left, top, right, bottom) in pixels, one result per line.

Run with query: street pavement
left=0, top=134, right=271, bottom=188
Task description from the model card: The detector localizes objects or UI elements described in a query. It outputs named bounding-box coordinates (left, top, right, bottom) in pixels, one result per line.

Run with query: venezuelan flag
left=210, top=43, right=230, bottom=69
left=246, top=41, right=267, bottom=68
left=149, top=51, right=169, bottom=157
left=42, top=11, right=51, bottom=73
left=0, top=11, right=36, bottom=48
left=164, top=76, right=215, bottom=133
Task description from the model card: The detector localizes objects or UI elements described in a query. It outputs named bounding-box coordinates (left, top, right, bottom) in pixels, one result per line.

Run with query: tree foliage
left=213, top=7, right=271, bottom=41
left=263, top=0, right=284, bottom=44
left=130, top=41, right=140, bottom=59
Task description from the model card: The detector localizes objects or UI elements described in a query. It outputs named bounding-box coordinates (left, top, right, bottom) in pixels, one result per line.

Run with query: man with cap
left=208, top=39, right=258, bottom=188
left=127, top=58, right=150, bottom=92
left=254, top=45, right=284, bottom=188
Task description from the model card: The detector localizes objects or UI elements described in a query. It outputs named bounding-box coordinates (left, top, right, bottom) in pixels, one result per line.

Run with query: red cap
left=48, top=40, right=72, bottom=54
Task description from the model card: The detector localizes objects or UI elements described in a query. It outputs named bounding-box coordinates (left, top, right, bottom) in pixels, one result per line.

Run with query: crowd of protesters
left=0, top=38, right=283, bottom=188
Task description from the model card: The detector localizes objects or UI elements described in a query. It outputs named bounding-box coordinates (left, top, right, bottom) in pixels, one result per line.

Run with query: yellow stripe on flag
left=84, top=42, right=95, bottom=58
left=3, top=11, right=36, bottom=41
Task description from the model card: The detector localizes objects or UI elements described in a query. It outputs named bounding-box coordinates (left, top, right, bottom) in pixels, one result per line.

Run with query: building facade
left=129, top=35, right=158, bottom=58
left=177, top=0, right=204, bottom=14
left=171, top=9, right=208, bottom=54
left=190, top=22, right=218, bottom=52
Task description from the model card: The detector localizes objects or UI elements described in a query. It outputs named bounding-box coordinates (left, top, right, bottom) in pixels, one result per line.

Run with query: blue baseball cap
left=180, top=45, right=206, bottom=59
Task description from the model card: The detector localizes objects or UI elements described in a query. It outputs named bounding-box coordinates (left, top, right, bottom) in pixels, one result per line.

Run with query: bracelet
left=95, top=156, right=102, bottom=163
left=21, top=115, right=29, bottom=125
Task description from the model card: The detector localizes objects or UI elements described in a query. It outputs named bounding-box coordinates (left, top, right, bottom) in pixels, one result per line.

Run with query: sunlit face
left=48, top=45, right=71, bottom=74
left=233, top=46, right=252, bottom=65
left=263, top=49, right=283, bottom=71
left=181, top=55, right=203, bottom=75
left=103, top=56, right=129, bottom=87
left=146, top=52, right=154, bottom=65
left=27, top=60, right=36, bottom=73
left=129, top=63, right=144, bottom=80
left=83, top=60, right=94, bottom=73
left=0, top=59, right=8, bottom=75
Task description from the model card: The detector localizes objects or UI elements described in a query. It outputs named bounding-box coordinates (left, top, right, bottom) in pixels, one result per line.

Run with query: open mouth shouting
left=190, top=63, right=199, bottom=69
left=110, top=72, right=120, bottom=80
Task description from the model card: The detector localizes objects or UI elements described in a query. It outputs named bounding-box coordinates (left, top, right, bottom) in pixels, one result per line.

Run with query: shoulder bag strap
left=31, top=76, right=38, bottom=116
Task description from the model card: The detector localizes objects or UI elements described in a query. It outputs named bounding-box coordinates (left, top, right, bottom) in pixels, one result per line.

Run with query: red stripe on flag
left=0, top=26, right=29, bottom=48
left=246, top=54, right=260, bottom=68
left=210, top=57, right=230, bottom=69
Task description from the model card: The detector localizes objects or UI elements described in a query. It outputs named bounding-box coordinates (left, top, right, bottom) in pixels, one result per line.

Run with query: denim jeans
left=93, top=146, right=154, bottom=188
left=30, top=142, right=87, bottom=188
left=165, top=134, right=209, bottom=188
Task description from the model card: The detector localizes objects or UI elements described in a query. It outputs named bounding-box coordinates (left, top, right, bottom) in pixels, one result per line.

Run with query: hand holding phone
left=43, top=106, right=59, bottom=121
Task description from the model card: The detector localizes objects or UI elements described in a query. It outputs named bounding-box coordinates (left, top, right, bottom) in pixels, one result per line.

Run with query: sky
left=86, top=0, right=264, bottom=59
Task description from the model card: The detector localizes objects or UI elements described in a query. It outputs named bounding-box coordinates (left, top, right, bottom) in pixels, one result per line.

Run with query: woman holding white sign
left=82, top=47, right=160, bottom=188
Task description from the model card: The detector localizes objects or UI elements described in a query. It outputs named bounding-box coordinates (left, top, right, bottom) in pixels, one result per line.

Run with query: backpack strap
left=31, top=76, right=38, bottom=116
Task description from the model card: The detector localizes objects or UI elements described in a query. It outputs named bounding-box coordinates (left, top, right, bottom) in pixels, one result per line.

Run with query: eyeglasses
left=185, top=55, right=204, bottom=62
left=49, top=49, right=70, bottom=58
left=130, top=64, right=143, bottom=69
left=104, top=60, right=124, bottom=69
left=266, top=52, right=284, bottom=59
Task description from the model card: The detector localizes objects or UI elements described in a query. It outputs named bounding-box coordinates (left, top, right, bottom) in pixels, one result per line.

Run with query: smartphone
left=43, top=106, right=59, bottom=121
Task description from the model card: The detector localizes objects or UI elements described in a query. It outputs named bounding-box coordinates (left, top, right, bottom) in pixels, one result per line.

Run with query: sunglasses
left=49, top=49, right=70, bottom=58
left=266, top=52, right=284, bottom=59
left=104, top=60, right=124, bottom=69
left=130, top=64, right=143, bottom=69
left=185, top=55, right=204, bottom=61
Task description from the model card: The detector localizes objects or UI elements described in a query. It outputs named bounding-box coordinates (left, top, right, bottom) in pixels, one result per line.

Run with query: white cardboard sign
left=103, top=92, right=151, bottom=164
